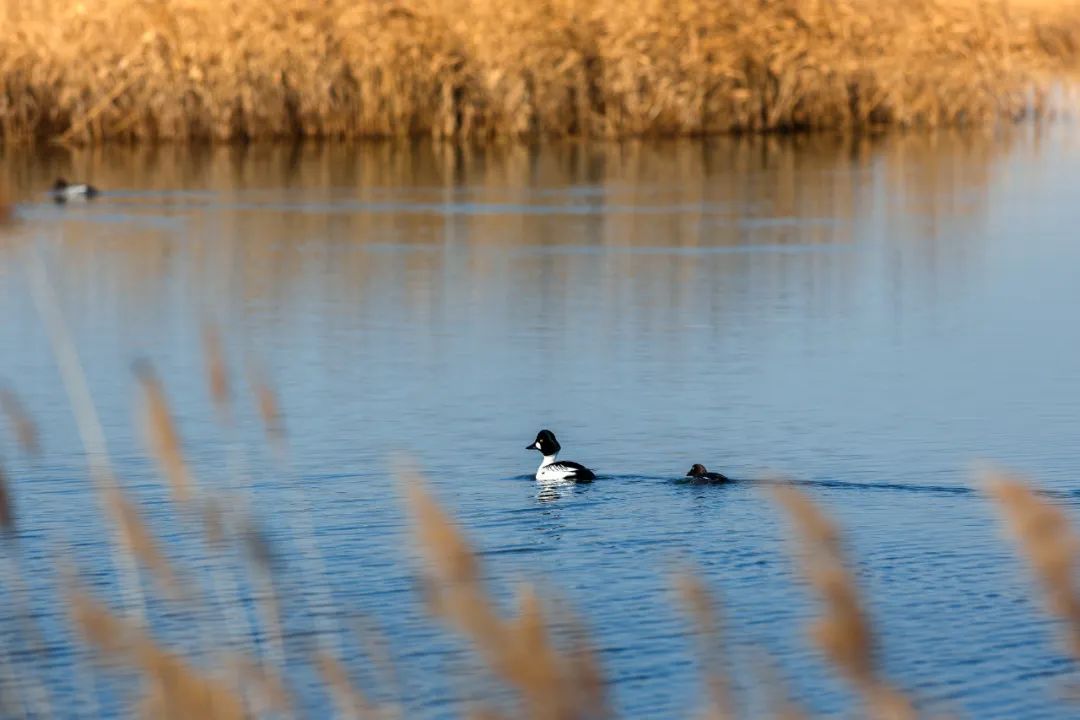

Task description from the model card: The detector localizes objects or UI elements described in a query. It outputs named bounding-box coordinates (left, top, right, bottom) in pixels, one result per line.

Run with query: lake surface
left=1, top=131, right=1080, bottom=718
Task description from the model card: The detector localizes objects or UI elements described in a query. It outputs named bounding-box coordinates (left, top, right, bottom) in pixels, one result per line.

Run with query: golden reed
left=0, top=0, right=1078, bottom=143
left=0, top=386, right=40, bottom=457
left=134, top=360, right=195, bottom=504
left=69, top=590, right=248, bottom=720
left=773, top=485, right=917, bottom=720
left=983, top=467, right=1080, bottom=661
left=403, top=462, right=607, bottom=720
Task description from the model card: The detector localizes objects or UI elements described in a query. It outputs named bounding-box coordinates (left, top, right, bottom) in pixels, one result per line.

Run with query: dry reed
left=202, top=323, right=231, bottom=424
left=0, top=386, right=41, bottom=457
left=134, top=360, right=193, bottom=503
left=229, top=655, right=294, bottom=717
left=674, top=572, right=732, bottom=720
left=102, top=483, right=183, bottom=597
left=248, top=360, right=286, bottom=456
left=772, top=485, right=917, bottom=720
left=982, top=467, right=1080, bottom=660
left=316, top=651, right=377, bottom=720
left=402, top=462, right=607, bottom=720
left=0, top=0, right=1078, bottom=143
left=348, top=613, right=404, bottom=710
left=752, top=651, right=809, bottom=720
left=69, top=589, right=246, bottom=719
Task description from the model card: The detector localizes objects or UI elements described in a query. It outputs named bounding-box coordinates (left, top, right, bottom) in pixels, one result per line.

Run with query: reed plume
left=248, top=361, right=286, bottom=456
left=674, top=572, right=732, bottom=720
left=102, top=483, right=183, bottom=597
left=982, top=467, right=1080, bottom=660
left=69, top=590, right=246, bottom=719
left=134, top=360, right=193, bottom=504
left=316, top=651, right=376, bottom=720
left=0, top=386, right=41, bottom=457
left=401, top=462, right=607, bottom=720
left=202, top=323, right=231, bottom=424
left=230, top=655, right=295, bottom=716
left=752, top=650, right=809, bottom=720
left=772, top=485, right=916, bottom=720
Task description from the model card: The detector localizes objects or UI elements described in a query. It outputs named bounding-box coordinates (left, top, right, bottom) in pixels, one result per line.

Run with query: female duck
left=685, top=464, right=731, bottom=484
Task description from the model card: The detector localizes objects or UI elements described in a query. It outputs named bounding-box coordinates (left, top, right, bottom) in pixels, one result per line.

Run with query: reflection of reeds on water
left=0, top=130, right=1029, bottom=347
left=0, top=0, right=1078, bottom=142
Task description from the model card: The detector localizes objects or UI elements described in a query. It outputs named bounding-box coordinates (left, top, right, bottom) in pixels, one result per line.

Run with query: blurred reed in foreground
left=0, top=0, right=1078, bottom=143
left=4, top=362, right=1080, bottom=719
left=773, top=485, right=916, bottom=720
left=984, top=468, right=1080, bottom=661
left=2, top=264, right=1080, bottom=717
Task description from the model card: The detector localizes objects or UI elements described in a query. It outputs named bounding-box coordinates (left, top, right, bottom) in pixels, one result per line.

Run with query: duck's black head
left=527, top=429, right=561, bottom=456
left=52, top=178, right=70, bottom=192
left=687, top=464, right=708, bottom=478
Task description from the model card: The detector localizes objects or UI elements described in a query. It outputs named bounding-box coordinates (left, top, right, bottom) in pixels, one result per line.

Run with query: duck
left=51, top=178, right=99, bottom=203
left=527, top=429, right=596, bottom=483
left=686, top=464, right=731, bottom=484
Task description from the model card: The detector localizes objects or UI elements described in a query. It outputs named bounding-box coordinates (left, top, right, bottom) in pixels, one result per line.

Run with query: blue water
left=1, top=132, right=1080, bottom=718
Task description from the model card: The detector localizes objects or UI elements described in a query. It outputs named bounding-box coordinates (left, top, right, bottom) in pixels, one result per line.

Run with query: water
left=1, top=131, right=1080, bottom=718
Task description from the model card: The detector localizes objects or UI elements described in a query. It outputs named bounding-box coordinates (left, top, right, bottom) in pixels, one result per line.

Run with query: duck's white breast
left=536, top=463, right=576, bottom=481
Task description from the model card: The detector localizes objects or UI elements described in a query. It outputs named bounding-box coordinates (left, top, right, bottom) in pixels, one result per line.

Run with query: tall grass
left=0, top=0, right=1078, bottom=143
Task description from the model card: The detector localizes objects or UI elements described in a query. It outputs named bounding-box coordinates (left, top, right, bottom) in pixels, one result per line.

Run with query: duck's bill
left=526, top=442, right=539, bottom=450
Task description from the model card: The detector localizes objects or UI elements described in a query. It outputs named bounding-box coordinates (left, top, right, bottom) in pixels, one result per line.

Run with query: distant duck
left=51, top=178, right=99, bottom=203
left=527, top=429, right=596, bottom=483
left=686, top=464, right=731, bottom=484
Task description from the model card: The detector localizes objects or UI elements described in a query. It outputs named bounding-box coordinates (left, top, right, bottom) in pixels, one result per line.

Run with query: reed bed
left=0, top=0, right=1079, bottom=143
